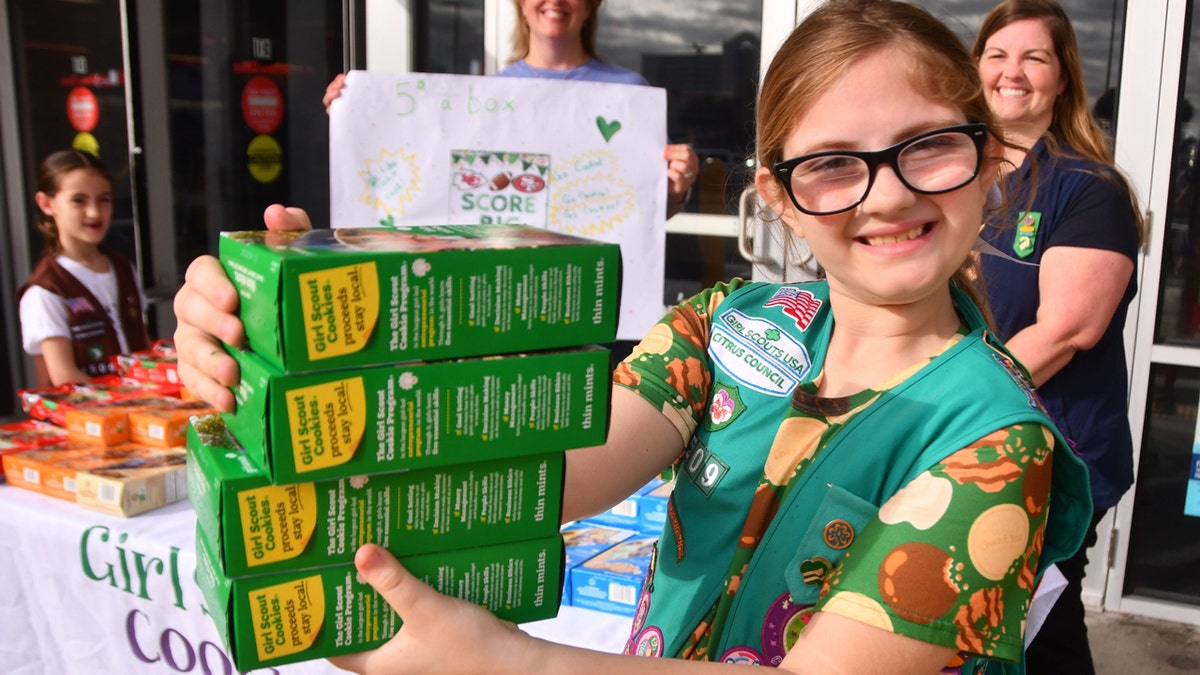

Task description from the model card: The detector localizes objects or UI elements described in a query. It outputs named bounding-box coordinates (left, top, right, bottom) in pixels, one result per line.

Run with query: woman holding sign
left=322, top=0, right=699, bottom=217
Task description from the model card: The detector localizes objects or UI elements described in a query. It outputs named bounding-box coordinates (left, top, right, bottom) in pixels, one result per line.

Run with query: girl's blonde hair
left=35, top=149, right=114, bottom=256
left=506, top=0, right=604, bottom=65
left=971, top=0, right=1145, bottom=246
left=756, top=0, right=1003, bottom=321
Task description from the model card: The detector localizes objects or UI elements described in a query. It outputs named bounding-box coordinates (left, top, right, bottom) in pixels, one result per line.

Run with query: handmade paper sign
left=329, top=70, right=668, bottom=340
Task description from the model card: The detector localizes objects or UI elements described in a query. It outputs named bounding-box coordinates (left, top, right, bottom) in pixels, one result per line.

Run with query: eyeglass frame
left=771, top=122, right=990, bottom=216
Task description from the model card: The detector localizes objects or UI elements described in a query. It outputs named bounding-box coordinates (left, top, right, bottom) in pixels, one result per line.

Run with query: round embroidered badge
left=762, top=592, right=815, bottom=666
left=623, top=588, right=653, bottom=654
left=719, top=646, right=764, bottom=665
left=632, top=626, right=664, bottom=657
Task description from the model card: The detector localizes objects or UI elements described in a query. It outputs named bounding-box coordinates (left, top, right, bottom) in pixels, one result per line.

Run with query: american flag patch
left=764, top=287, right=821, bottom=331
left=65, top=297, right=97, bottom=313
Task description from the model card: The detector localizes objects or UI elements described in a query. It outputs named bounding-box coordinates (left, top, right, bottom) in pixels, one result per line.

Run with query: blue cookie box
left=560, top=522, right=639, bottom=606
left=582, top=477, right=671, bottom=534
left=569, top=534, right=658, bottom=616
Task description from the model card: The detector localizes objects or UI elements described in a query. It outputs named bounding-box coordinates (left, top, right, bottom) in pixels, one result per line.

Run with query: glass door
left=149, top=0, right=351, bottom=326
left=1109, top=0, right=1200, bottom=624
left=4, top=0, right=141, bottom=393
left=2, top=0, right=355, bottom=383
left=915, top=0, right=1135, bottom=615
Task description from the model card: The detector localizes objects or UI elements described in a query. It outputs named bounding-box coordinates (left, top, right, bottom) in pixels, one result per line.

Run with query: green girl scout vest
left=624, top=280, right=1091, bottom=674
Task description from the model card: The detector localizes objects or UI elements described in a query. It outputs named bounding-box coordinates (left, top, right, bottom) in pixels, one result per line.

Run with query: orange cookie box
left=129, top=405, right=218, bottom=448
left=2, top=443, right=182, bottom=503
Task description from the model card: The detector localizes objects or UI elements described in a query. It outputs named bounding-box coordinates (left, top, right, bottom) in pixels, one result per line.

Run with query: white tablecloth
left=0, top=485, right=631, bottom=674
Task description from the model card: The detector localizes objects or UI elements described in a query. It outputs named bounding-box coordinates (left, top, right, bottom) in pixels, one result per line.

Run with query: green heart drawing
left=596, top=116, right=622, bottom=142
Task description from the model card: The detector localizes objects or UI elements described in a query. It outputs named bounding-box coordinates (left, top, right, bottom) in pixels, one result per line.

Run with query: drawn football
left=489, top=171, right=512, bottom=190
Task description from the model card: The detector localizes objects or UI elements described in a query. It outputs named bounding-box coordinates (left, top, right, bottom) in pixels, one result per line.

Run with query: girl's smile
left=763, top=46, right=990, bottom=312
left=36, top=167, right=113, bottom=259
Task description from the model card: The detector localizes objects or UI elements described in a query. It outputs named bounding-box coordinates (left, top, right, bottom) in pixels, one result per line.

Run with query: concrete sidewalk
left=1088, top=610, right=1200, bottom=673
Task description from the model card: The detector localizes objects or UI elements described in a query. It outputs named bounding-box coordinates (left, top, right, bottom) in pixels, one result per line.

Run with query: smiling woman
left=971, top=2, right=1143, bottom=673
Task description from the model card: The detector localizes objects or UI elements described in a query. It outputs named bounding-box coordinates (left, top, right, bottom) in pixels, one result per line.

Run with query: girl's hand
left=328, top=544, right=534, bottom=675
left=173, top=204, right=312, bottom=411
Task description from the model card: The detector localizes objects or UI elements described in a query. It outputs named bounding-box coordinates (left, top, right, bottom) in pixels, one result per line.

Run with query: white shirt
left=19, top=255, right=145, bottom=356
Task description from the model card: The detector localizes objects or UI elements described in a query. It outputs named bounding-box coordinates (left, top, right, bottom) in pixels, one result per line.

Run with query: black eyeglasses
left=772, top=123, right=989, bottom=216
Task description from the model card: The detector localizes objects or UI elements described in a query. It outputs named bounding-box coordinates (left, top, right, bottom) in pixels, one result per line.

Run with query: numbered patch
left=681, top=440, right=729, bottom=497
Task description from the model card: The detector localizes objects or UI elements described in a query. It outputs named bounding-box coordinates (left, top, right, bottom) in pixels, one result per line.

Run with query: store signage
left=242, top=76, right=284, bottom=134
left=66, top=86, right=99, bottom=132
left=247, top=134, right=283, bottom=183
left=72, top=132, right=100, bottom=157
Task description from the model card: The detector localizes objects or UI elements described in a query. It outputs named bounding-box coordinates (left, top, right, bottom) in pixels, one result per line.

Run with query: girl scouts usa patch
left=1013, top=211, right=1041, bottom=258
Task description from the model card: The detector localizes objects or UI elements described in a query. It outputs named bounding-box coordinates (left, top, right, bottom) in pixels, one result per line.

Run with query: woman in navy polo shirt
left=973, top=2, right=1144, bottom=673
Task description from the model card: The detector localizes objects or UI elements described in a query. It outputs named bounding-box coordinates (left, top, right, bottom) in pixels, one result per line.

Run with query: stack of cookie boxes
left=188, top=224, right=620, bottom=670
left=561, top=477, right=671, bottom=617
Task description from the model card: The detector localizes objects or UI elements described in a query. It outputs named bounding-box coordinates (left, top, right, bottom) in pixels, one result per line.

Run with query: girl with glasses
left=175, top=1, right=1091, bottom=672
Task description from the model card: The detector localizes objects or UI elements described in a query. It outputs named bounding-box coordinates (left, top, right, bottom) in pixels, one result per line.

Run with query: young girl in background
left=18, top=149, right=149, bottom=386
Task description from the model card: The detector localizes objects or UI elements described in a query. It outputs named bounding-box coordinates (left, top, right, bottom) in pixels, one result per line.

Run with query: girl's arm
left=40, top=337, right=91, bottom=386
left=561, top=386, right=685, bottom=524
left=1002, top=245, right=1133, bottom=386
left=330, top=544, right=954, bottom=675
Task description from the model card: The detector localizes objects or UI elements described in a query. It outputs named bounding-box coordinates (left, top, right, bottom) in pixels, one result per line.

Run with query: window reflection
left=9, top=0, right=136, bottom=269
left=1159, top=4, right=1200, bottom=345
left=600, top=1, right=761, bottom=217
left=416, top=1, right=485, bottom=75
left=1129, top=364, right=1200, bottom=603
left=920, top=0, right=1126, bottom=121
left=162, top=0, right=344, bottom=277
left=597, top=1, right=763, bottom=299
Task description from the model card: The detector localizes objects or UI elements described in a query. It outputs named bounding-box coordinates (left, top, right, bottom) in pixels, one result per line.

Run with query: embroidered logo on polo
left=712, top=309, right=811, bottom=396
left=1012, top=211, right=1041, bottom=258
left=87, top=344, right=105, bottom=362
left=681, top=439, right=729, bottom=498
left=704, top=382, right=745, bottom=432
left=763, top=287, right=822, bottom=331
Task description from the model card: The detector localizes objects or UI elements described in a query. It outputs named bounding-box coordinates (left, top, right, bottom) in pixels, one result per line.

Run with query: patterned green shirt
left=614, top=280, right=1054, bottom=666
